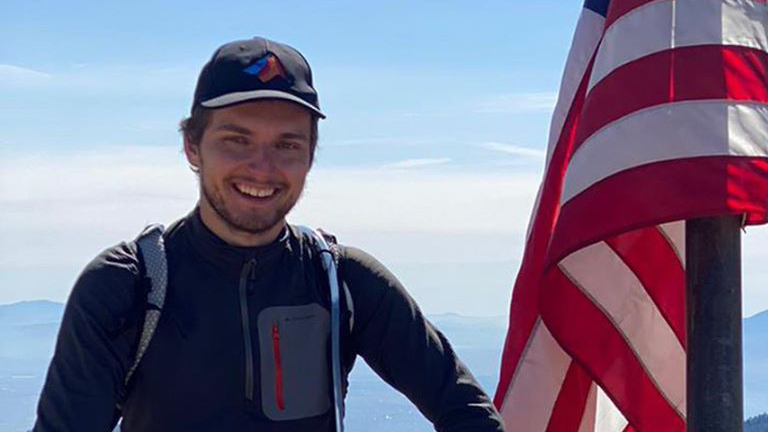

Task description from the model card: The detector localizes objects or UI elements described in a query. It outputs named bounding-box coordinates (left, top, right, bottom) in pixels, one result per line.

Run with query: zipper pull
left=272, top=322, right=285, bottom=410
left=247, top=258, right=257, bottom=280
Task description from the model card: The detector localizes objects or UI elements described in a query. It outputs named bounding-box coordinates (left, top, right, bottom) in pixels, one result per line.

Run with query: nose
left=244, top=144, right=276, bottom=172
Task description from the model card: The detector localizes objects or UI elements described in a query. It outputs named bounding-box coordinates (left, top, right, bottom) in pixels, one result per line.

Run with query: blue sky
left=0, top=0, right=576, bottom=156
left=2, top=0, right=767, bottom=317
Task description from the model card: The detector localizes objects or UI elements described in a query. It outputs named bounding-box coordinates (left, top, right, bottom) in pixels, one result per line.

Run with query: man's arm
left=34, top=243, right=141, bottom=432
left=341, top=246, right=505, bottom=432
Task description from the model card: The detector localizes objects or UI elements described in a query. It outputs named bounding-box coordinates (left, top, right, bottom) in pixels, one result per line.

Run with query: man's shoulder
left=286, top=226, right=401, bottom=290
left=82, top=241, right=141, bottom=280
left=60, top=240, right=145, bottom=331
left=77, top=215, right=189, bottom=289
left=73, top=241, right=141, bottom=299
left=288, top=225, right=368, bottom=263
left=336, top=244, right=383, bottom=270
left=64, top=217, right=190, bottom=333
left=335, top=244, right=405, bottom=294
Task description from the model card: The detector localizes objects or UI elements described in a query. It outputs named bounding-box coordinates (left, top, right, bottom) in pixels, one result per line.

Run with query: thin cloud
left=0, top=63, right=197, bottom=93
left=2, top=146, right=767, bottom=316
left=0, top=64, right=52, bottom=85
left=324, top=137, right=447, bottom=147
left=476, top=92, right=557, bottom=114
left=382, top=157, right=451, bottom=169
left=480, top=142, right=545, bottom=158
left=0, top=145, right=538, bottom=273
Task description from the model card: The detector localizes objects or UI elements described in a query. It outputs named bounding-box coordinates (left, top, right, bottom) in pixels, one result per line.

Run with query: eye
left=276, top=141, right=301, bottom=150
left=222, top=135, right=249, bottom=145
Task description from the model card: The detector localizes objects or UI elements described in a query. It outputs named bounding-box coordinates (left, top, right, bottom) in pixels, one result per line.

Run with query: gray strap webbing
left=297, top=226, right=345, bottom=432
left=124, top=224, right=168, bottom=392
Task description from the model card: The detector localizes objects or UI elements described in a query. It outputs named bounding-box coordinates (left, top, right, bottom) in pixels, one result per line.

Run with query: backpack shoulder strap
left=118, top=223, right=168, bottom=408
left=297, top=226, right=345, bottom=432
left=317, top=229, right=354, bottom=333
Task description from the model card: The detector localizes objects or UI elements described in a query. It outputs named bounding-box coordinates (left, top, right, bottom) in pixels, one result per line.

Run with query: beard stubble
left=201, top=175, right=300, bottom=235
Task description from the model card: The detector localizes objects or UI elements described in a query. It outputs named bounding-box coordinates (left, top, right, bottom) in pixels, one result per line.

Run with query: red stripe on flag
left=576, top=46, right=768, bottom=154
left=541, top=267, right=686, bottom=432
left=544, top=362, right=593, bottom=432
left=606, top=0, right=768, bottom=30
left=493, top=52, right=600, bottom=408
left=549, top=156, right=768, bottom=266
left=722, top=47, right=768, bottom=100
left=605, top=0, right=658, bottom=29
left=605, top=227, right=686, bottom=347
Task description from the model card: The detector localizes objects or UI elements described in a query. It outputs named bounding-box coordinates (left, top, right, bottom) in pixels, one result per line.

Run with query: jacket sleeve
left=33, top=243, right=142, bottom=432
left=341, top=246, right=505, bottom=432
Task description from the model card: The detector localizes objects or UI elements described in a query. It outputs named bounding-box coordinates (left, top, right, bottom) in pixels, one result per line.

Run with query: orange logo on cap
left=242, top=54, right=287, bottom=83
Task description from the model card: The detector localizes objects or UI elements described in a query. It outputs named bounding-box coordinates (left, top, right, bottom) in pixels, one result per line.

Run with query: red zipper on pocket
left=272, top=323, right=285, bottom=410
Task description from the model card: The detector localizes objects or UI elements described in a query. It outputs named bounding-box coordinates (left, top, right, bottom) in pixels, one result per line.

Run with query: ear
left=184, top=135, right=201, bottom=170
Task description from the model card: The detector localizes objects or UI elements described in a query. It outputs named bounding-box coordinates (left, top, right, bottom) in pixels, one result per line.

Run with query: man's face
left=184, top=100, right=313, bottom=243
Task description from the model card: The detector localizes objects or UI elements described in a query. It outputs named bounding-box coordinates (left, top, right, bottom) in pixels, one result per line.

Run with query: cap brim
left=200, top=90, right=326, bottom=118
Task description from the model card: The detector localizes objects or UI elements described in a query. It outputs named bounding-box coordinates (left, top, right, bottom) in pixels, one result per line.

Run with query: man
left=33, top=37, right=504, bottom=432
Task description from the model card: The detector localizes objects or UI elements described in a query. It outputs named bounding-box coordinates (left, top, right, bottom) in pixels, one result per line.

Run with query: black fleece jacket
left=33, top=208, right=504, bottom=432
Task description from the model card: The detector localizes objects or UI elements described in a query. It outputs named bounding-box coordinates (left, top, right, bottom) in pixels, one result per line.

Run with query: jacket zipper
left=271, top=323, right=285, bottom=410
left=239, top=259, right=257, bottom=401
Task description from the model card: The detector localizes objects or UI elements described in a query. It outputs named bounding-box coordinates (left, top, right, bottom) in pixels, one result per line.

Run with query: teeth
left=235, top=183, right=275, bottom=198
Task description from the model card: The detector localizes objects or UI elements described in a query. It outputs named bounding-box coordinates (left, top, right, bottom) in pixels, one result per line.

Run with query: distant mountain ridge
left=0, top=300, right=63, bottom=327
left=745, top=309, right=768, bottom=419
left=746, top=413, right=768, bottom=432
left=0, top=301, right=62, bottom=361
left=0, top=300, right=766, bottom=432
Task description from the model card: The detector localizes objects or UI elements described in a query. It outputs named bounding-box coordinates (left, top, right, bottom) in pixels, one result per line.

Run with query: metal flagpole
left=686, top=215, right=743, bottom=432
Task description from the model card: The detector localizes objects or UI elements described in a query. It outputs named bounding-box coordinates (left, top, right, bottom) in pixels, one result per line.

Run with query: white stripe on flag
left=558, top=242, right=687, bottom=416
left=545, top=8, right=605, bottom=165
left=499, top=319, right=572, bottom=432
left=526, top=7, right=604, bottom=241
left=596, top=385, right=629, bottom=432
left=589, top=0, right=673, bottom=91
left=658, top=221, right=686, bottom=267
left=576, top=383, right=629, bottom=432
left=589, top=0, right=768, bottom=92
left=562, top=101, right=768, bottom=203
left=721, top=0, right=768, bottom=50
left=577, top=383, right=598, bottom=432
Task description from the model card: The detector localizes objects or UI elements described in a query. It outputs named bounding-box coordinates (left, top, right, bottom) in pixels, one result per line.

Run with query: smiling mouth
left=233, top=182, right=278, bottom=199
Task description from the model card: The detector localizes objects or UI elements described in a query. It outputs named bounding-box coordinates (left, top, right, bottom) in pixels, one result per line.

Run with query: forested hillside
left=746, top=413, right=768, bottom=432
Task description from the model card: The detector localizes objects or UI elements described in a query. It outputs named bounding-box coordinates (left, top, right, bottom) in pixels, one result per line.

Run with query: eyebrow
left=280, top=132, right=310, bottom=141
left=215, top=124, right=253, bottom=135
left=214, top=124, right=309, bottom=141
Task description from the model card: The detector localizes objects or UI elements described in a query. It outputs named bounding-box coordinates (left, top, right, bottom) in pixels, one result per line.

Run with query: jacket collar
left=185, top=207, right=293, bottom=273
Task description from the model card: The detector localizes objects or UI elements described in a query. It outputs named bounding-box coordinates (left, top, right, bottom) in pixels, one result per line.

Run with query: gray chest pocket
left=257, top=304, right=331, bottom=421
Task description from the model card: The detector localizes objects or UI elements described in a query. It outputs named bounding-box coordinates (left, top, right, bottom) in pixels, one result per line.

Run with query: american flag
left=493, top=0, right=768, bottom=431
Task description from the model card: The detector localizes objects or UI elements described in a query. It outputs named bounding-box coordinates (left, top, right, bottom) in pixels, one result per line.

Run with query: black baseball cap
left=192, top=37, right=325, bottom=118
